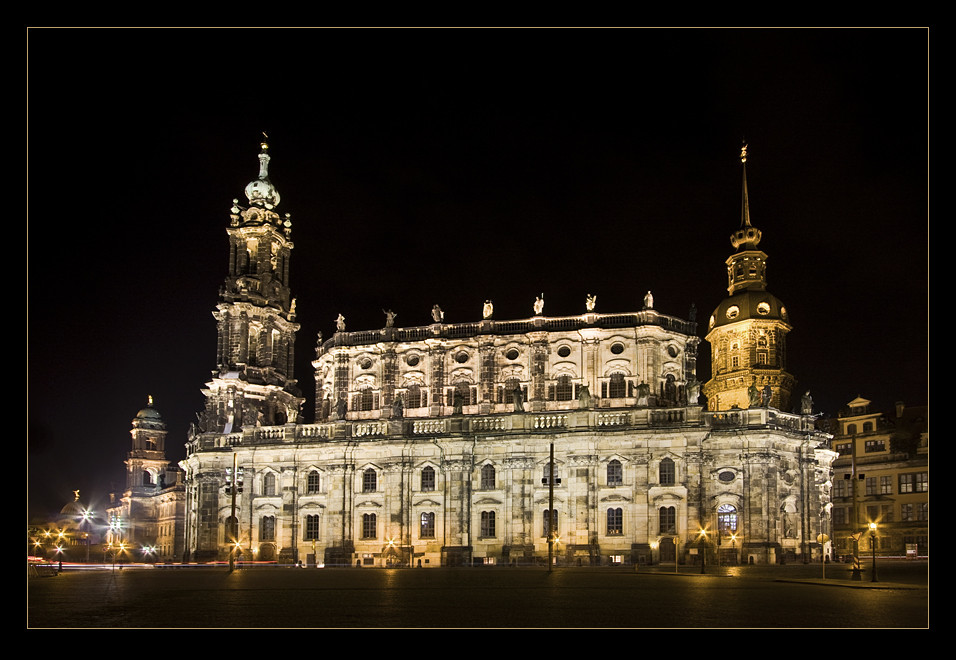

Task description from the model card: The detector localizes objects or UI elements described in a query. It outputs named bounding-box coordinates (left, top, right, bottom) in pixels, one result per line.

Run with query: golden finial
left=147, top=395, right=154, bottom=406
left=261, top=131, right=270, bottom=151
left=740, top=141, right=748, bottom=163
left=73, top=489, right=80, bottom=501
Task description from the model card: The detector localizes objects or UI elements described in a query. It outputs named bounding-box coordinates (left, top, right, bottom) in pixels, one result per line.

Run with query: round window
left=455, top=351, right=469, bottom=364
left=405, top=354, right=420, bottom=367
left=359, top=358, right=372, bottom=370
left=505, top=348, right=519, bottom=361
left=610, top=343, right=625, bottom=355
left=718, top=471, right=735, bottom=483
left=726, top=305, right=740, bottom=320
left=557, top=345, right=571, bottom=358
left=667, top=345, right=679, bottom=358
left=757, top=301, right=771, bottom=315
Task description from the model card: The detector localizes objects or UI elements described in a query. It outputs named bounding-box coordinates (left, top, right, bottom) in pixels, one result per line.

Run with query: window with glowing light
left=717, top=504, right=738, bottom=534
left=420, top=512, right=435, bottom=538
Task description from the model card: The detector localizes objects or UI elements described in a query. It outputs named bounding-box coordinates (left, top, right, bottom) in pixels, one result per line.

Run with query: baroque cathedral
left=176, top=140, right=836, bottom=568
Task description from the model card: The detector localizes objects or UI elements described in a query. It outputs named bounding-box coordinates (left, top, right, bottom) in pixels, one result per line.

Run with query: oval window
left=726, top=306, right=740, bottom=320
left=610, top=343, right=625, bottom=355
left=557, top=345, right=571, bottom=358
left=406, top=354, right=420, bottom=367
left=757, top=301, right=771, bottom=315
left=719, top=471, right=735, bottom=483
left=505, top=348, right=519, bottom=361
left=455, top=351, right=469, bottom=364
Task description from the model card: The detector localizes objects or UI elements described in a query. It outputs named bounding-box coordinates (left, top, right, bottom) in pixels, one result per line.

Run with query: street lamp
left=698, top=528, right=707, bottom=574
left=869, top=522, right=879, bottom=582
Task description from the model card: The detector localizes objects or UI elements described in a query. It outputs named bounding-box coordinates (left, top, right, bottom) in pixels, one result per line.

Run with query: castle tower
left=126, top=395, right=172, bottom=490
left=198, top=138, right=304, bottom=433
left=703, top=144, right=795, bottom=411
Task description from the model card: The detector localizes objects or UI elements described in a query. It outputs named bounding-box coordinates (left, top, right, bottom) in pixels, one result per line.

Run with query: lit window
left=717, top=504, right=738, bottom=534
left=421, top=466, right=436, bottom=492
left=880, top=475, right=892, bottom=495
left=420, top=512, right=435, bottom=538
left=607, top=460, right=623, bottom=486
left=864, top=439, right=885, bottom=453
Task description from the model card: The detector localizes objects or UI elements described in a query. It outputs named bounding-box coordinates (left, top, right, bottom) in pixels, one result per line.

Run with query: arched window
left=453, top=380, right=473, bottom=406
left=543, top=509, right=558, bottom=537
left=420, top=512, right=435, bottom=538
left=224, top=516, right=239, bottom=544
left=362, top=513, right=377, bottom=539
left=480, top=511, right=496, bottom=537
left=307, top=470, right=321, bottom=494
left=659, top=458, right=675, bottom=486
left=304, top=514, right=320, bottom=541
left=263, top=472, right=277, bottom=496
left=362, top=469, right=377, bottom=493
left=659, top=506, right=676, bottom=534
left=607, top=508, right=623, bottom=535
left=607, top=459, right=623, bottom=486
left=260, top=515, right=275, bottom=541
left=480, top=464, right=496, bottom=489
left=421, top=466, right=436, bottom=491
left=143, top=470, right=152, bottom=486
left=717, top=504, right=738, bottom=534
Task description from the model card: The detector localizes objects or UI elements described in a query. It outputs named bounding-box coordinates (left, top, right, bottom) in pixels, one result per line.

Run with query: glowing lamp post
left=869, top=522, right=879, bottom=582
left=698, top=528, right=707, bottom=574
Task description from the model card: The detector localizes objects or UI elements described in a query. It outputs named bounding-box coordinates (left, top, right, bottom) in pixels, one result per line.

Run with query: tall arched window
left=405, top=384, right=423, bottom=409
left=717, top=504, right=738, bottom=534
left=362, top=513, right=376, bottom=539
left=480, top=511, right=496, bottom=537
left=659, top=458, right=675, bottom=486
left=260, top=515, right=275, bottom=542
left=543, top=509, right=558, bottom=537
left=420, top=512, right=435, bottom=538
left=362, top=469, right=377, bottom=493
left=659, top=506, right=676, bottom=534
left=304, top=514, right=320, bottom=541
left=607, top=459, right=623, bottom=486
left=421, top=466, right=436, bottom=491
left=263, top=472, right=277, bottom=496
left=607, top=508, right=623, bottom=535
left=307, top=470, right=321, bottom=494
left=480, top=464, right=496, bottom=489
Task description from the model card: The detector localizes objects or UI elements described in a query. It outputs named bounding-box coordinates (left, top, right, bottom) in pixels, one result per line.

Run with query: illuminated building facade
left=179, top=142, right=836, bottom=567
left=105, top=397, right=186, bottom=562
left=829, top=397, right=928, bottom=559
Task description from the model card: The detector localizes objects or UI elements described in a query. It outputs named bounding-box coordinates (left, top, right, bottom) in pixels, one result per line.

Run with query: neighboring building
left=105, top=397, right=186, bottom=563
left=28, top=491, right=103, bottom=563
left=829, top=396, right=928, bottom=560
left=179, top=141, right=836, bottom=567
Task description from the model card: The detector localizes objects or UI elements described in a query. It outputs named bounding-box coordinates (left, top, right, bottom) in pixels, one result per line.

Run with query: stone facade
left=179, top=141, right=836, bottom=567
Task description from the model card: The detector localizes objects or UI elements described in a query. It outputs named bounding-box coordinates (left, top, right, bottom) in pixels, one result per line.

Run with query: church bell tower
left=198, top=137, right=304, bottom=433
left=703, top=144, right=795, bottom=412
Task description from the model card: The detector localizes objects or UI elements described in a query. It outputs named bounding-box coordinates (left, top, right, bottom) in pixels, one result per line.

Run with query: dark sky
left=27, top=27, right=929, bottom=520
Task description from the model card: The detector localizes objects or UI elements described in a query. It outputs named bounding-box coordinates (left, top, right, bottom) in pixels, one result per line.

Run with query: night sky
left=27, top=28, right=929, bottom=521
